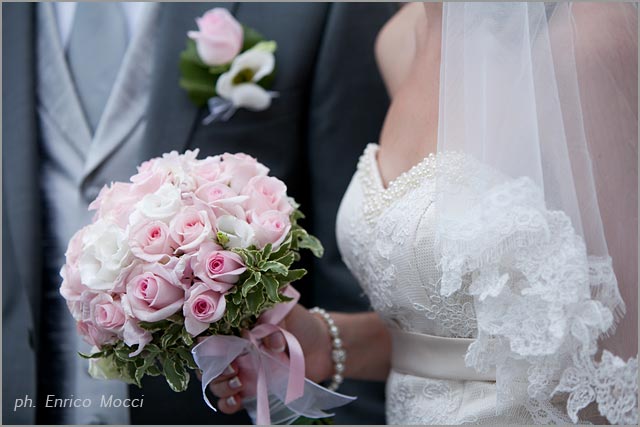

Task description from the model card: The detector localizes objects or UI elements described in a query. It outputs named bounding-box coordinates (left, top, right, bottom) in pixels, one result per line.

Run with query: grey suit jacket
left=3, top=2, right=395, bottom=424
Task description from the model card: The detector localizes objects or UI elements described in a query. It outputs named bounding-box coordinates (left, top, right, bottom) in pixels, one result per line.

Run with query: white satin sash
left=390, top=328, right=496, bottom=382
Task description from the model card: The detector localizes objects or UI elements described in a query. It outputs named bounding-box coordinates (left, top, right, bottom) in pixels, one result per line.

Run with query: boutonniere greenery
left=179, top=8, right=278, bottom=123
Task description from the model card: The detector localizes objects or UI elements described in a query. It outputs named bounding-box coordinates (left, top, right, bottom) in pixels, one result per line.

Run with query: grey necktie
left=66, top=2, right=128, bottom=133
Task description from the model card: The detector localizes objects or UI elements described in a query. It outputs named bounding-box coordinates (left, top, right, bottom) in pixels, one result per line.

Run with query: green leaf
left=298, top=234, right=324, bottom=258
left=134, top=357, right=156, bottom=386
left=261, top=243, right=273, bottom=260
left=175, top=348, right=198, bottom=370
left=161, top=323, right=183, bottom=349
left=283, top=269, right=307, bottom=284
left=251, top=40, right=277, bottom=54
left=291, top=208, right=305, bottom=222
left=263, top=261, right=288, bottom=276
left=147, top=364, right=162, bottom=376
left=163, top=356, right=189, bottom=392
left=225, top=302, right=240, bottom=323
left=180, top=327, right=194, bottom=346
left=209, top=63, right=231, bottom=75
left=270, top=236, right=292, bottom=260
left=241, top=25, right=265, bottom=51
left=139, top=319, right=172, bottom=332
left=114, top=347, right=133, bottom=362
left=124, top=361, right=137, bottom=385
left=179, top=40, right=218, bottom=107
left=79, top=350, right=105, bottom=359
left=263, top=274, right=281, bottom=302
left=144, top=344, right=162, bottom=355
left=242, top=272, right=261, bottom=297
left=232, top=291, right=244, bottom=305
left=246, top=288, right=265, bottom=313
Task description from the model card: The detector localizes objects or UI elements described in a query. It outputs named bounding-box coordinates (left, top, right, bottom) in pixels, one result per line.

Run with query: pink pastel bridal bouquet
left=60, top=150, right=353, bottom=424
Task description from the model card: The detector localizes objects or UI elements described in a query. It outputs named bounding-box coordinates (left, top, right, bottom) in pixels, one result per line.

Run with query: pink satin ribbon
left=193, top=285, right=306, bottom=425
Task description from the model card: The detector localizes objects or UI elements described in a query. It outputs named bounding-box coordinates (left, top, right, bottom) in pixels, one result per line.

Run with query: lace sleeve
left=435, top=158, right=637, bottom=424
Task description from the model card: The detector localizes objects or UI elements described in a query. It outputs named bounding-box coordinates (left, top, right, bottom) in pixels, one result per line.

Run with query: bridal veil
left=433, top=2, right=637, bottom=423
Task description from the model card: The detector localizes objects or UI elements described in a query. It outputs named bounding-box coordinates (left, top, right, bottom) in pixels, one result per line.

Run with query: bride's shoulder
left=374, top=2, right=424, bottom=97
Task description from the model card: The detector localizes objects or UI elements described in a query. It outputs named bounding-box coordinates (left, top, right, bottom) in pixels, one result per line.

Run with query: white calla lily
left=216, top=48, right=276, bottom=111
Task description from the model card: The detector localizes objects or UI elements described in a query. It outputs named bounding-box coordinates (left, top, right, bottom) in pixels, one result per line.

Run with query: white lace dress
left=335, top=144, right=637, bottom=425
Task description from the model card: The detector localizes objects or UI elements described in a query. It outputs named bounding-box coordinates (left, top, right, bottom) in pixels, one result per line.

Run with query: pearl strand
left=357, top=143, right=465, bottom=223
left=309, top=307, right=345, bottom=391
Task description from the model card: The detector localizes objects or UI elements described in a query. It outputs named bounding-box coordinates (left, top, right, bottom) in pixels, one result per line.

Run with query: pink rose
left=90, top=294, right=126, bottom=333
left=183, top=283, right=226, bottom=336
left=130, top=167, right=166, bottom=196
left=88, top=182, right=138, bottom=228
left=77, top=292, right=124, bottom=347
left=249, top=210, right=291, bottom=249
left=187, top=8, right=243, bottom=66
left=60, top=266, right=88, bottom=319
left=60, top=228, right=89, bottom=304
left=169, top=206, right=214, bottom=253
left=125, top=266, right=185, bottom=322
left=193, top=182, right=248, bottom=218
left=241, top=176, right=293, bottom=216
left=222, top=153, right=270, bottom=193
left=130, top=220, right=175, bottom=262
left=192, top=156, right=230, bottom=187
left=77, top=320, right=118, bottom=348
left=192, top=241, right=246, bottom=292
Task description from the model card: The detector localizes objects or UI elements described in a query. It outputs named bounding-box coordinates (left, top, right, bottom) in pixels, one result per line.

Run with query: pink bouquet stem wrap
left=192, top=286, right=355, bottom=425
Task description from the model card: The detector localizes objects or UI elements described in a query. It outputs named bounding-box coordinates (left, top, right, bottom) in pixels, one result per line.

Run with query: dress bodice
left=335, top=143, right=637, bottom=425
left=336, top=143, right=477, bottom=338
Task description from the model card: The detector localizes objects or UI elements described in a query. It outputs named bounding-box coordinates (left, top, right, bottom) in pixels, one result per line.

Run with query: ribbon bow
left=192, top=286, right=355, bottom=425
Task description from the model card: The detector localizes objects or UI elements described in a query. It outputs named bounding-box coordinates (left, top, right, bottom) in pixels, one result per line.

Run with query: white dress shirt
left=53, top=2, right=147, bottom=49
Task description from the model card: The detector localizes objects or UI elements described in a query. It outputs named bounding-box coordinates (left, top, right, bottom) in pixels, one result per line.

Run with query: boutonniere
left=179, top=8, right=278, bottom=123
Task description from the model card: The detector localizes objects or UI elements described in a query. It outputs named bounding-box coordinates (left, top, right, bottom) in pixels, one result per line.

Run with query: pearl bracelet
left=309, top=307, right=345, bottom=391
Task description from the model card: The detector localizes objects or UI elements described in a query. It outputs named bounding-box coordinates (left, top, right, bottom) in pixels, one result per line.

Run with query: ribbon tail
left=203, top=97, right=235, bottom=124
left=255, top=353, right=271, bottom=425
left=192, top=335, right=251, bottom=412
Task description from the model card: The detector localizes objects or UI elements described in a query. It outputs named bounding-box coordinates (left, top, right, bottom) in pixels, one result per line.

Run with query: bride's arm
left=326, top=311, right=392, bottom=381
left=208, top=305, right=391, bottom=414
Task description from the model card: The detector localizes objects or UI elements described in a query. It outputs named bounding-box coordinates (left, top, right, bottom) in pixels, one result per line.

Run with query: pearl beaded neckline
left=357, top=143, right=463, bottom=222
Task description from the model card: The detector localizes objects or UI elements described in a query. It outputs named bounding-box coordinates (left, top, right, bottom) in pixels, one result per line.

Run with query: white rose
left=133, top=183, right=183, bottom=223
left=216, top=215, right=256, bottom=248
left=88, top=351, right=133, bottom=383
left=216, top=45, right=276, bottom=111
left=78, top=220, right=133, bottom=292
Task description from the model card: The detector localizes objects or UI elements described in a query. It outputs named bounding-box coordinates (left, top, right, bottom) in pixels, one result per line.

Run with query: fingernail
left=224, top=365, right=235, bottom=375
left=272, top=336, right=286, bottom=353
left=226, top=395, right=237, bottom=406
left=229, top=376, right=242, bottom=389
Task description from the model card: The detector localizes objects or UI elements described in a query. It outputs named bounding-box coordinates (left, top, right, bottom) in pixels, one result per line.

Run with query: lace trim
left=434, top=167, right=637, bottom=424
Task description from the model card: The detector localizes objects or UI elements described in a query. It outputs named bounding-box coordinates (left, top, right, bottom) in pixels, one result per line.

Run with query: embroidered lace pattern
left=335, top=143, right=638, bottom=424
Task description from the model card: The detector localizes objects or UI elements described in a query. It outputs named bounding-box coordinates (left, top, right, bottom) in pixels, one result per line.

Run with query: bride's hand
left=208, top=304, right=334, bottom=414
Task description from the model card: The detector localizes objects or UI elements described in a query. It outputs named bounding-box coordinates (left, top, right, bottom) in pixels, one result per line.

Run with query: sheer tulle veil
left=433, top=2, right=637, bottom=423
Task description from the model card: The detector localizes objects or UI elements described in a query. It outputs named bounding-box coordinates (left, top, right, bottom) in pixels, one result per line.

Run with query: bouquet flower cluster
left=60, top=150, right=326, bottom=412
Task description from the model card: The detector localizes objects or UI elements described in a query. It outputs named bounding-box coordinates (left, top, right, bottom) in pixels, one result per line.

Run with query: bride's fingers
left=264, top=332, right=286, bottom=353
left=209, top=375, right=244, bottom=398
left=208, top=364, right=238, bottom=385
left=217, top=394, right=242, bottom=414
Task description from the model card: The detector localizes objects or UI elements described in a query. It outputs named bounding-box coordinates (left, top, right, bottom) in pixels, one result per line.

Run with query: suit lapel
left=142, top=2, right=238, bottom=160
left=37, top=2, right=92, bottom=165
left=82, top=3, right=161, bottom=181
left=2, top=3, right=42, bottom=327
